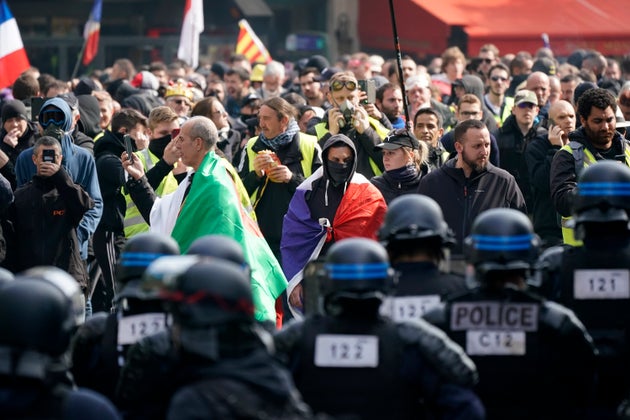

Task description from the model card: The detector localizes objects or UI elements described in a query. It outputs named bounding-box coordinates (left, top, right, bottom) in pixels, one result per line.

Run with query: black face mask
left=43, top=125, right=65, bottom=142
left=327, top=160, right=353, bottom=186
left=148, top=134, right=171, bottom=159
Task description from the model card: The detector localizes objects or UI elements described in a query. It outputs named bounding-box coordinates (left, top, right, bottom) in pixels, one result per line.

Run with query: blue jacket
left=14, top=98, right=102, bottom=259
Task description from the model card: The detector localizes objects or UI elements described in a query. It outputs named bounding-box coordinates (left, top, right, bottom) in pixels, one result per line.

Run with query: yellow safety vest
left=222, top=157, right=258, bottom=222
left=314, top=116, right=388, bottom=176
left=245, top=133, right=318, bottom=205
left=492, top=96, right=514, bottom=127
left=123, top=149, right=179, bottom=238
left=560, top=141, right=630, bottom=246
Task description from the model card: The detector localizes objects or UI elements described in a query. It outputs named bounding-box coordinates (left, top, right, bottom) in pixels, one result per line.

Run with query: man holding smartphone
left=7, top=136, right=94, bottom=294
left=525, top=100, right=575, bottom=247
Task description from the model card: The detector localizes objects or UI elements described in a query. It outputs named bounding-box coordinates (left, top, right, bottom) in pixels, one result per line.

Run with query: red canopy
left=359, top=0, right=630, bottom=57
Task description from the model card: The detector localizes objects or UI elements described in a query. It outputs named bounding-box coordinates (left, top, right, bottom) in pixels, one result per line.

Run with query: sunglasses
left=490, top=76, right=508, bottom=82
left=517, top=102, right=536, bottom=109
left=331, top=80, right=357, bottom=92
left=481, top=58, right=493, bottom=64
left=40, top=110, right=65, bottom=127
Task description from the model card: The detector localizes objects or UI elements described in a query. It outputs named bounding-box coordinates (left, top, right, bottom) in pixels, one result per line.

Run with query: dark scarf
left=259, top=119, right=299, bottom=151
left=386, top=164, right=418, bottom=184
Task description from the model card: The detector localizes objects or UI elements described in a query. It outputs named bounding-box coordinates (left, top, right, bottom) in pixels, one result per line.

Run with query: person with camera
left=312, top=71, right=389, bottom=179
left=6, top=136, right=94, bottom=287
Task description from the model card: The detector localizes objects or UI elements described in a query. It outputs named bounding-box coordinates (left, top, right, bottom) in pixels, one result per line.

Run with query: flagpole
left=71, top=36, right=89, bottom=80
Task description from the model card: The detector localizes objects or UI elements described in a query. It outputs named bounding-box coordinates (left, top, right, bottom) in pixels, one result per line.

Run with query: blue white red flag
left=82, top=0, right=102, bottom=66
left=0, top=0, right=30, bottom=89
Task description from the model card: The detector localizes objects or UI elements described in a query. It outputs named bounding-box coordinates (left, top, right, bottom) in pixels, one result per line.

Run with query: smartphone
left=42, top=149, right=56, bottom=163
left=358, top=79, right=376, bottom=105
left=124, top=134, right=135, bottom=163
left=31, top=96, right=45, bottom=122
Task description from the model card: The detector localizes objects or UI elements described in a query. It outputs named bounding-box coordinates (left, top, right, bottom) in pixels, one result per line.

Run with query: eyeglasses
left=481, top=58, right=493, bottom=64
left=490, top=76, right=508, bottom=82
left=40, top=109, right=66, bottom=127
left=517, top=102, right=536, bottom=109
left=331, top=80, right=357, bottom=92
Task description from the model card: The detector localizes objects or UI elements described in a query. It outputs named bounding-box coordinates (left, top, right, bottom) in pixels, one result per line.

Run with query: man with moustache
left=417, top=119, right=526, bottom=270
left=551, top=88, right=630, bottom=246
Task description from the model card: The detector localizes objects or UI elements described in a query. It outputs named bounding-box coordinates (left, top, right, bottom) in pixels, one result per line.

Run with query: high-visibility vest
left=245, top=133, right=318, bottom=205
left=492, top=96, right=514, bottom=127
left=314, top=116, right=388, bottom=176
left=222, top=157, right=258, bottom=222
left=560, top=140, right=630, bottom=246
left=123, top=149, right=179, bottom=238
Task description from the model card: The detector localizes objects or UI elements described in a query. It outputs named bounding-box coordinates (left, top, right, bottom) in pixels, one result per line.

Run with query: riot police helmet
left=573, top=160, right=630, bottom=225
left=187, top=234, right=250, bottom=275
left=116, top=232, right=180, bottom=300
left=0, top=277, right=76, bottom=358
left=22, top=266, right=85, bottom=327
left=162, top=259, right=254, bottom=328
left=321, top=237, right=395, bottom=300
left=136, top=254, right=201, bottom=301
left=378, top=194, right=456, bottom=247
left=464, top=208, right=540, bottom=274
left=0, top=267, right=13, bottom=285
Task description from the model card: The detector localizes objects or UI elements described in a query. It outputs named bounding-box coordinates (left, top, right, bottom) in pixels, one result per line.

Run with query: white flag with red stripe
left=177, top=0, right=204, bottom=69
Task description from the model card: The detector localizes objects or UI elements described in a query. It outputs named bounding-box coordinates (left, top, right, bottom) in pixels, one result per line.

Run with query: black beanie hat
left=1, top=99, right=28, bottom=124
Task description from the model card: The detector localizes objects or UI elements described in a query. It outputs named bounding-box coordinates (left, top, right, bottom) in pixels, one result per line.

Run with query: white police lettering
left=117, top=313, right=167, bottom=345
left=574, top=269, right=630, bottom=299
left=466, top=330, right=526, bottom=355
left=450, top=302, right=538, bottom=331
left=314, top=335, right=378, bottom=367
left=385, top=295, right=441, bottom=322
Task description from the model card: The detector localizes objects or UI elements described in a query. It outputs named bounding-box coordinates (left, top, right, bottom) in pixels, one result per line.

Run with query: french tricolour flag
left=0, top=0, right=30, bottom=90
left=82, top=0, right=102, bottom=66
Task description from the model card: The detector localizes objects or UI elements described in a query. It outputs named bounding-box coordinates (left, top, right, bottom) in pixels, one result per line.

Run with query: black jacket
left=7, top=168, right=94, bottom=287
left=370, top=166, right=425, bottom=205
left=240, top=133, right=321, bottom=256
left=493, top=114, right=547, bottom=211
left=550, top=127, right=630, bottom=217
left=94, top=130, right=127, bottom=232
left=417, top=158, right=527, bottom=255
left=525, top=133, right=563, bottom=245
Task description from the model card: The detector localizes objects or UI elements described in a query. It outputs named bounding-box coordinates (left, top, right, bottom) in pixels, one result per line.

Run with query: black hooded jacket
left=94, top=130, right=128, bottom=232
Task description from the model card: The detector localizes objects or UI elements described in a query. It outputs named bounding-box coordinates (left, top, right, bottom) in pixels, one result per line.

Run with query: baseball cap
left=315, top=67, right=341, bottom=82
left=376, top=128, right=420, bottom=150
left=514, top=90, right=538, bottom=106
left=531, top=57, right=556, bottom=76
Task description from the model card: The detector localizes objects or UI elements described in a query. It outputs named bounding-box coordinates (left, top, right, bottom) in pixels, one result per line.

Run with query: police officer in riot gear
left=161, top=258, right=312, bottom=419
left=537, top=161, right=630, bottom=419
left=0, top=276, right=121, bottom=419
left=116, top=235, right=261, bottom=417
left=71, top=231, right=180, bottom=401
left=378, top=194, right=467, bottom=322
left=423, top=208, right=597, bottom=419
left=274, top=237, right=485, bottom=420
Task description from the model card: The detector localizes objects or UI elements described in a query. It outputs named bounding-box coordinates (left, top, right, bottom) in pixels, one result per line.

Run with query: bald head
left=548, top=99, right=576, bottom=137
left=526, top=71, right=550, bottom=107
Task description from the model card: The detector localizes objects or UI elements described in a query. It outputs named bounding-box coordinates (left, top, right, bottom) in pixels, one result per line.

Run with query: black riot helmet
left=464, top=208, right=540, bottom=274
left=138, top=255, right=201, bottom=301
left=187, top=234, right=250, bottom=276
left=162, top=259, right=255, bottom=328
left=0, top=277, right=76, bottom=358
left=378, top=194, right=456, bottom=247
left=321, top=237, right=395, bottom=301
left=573, top=160, right=630, bottom=226
left=0, top=267, right=14, bottom=285
left=22, top=266, right=86, bottom=327
left=116, top=232, right=180, bottom=299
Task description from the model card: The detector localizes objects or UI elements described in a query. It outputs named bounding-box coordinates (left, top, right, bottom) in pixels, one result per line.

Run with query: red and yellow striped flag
left=235, top=19, right=272, bottom=64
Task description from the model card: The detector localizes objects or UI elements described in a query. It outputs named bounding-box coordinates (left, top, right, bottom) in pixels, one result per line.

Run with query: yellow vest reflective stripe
left=245, top=133, right=317, bottom=204
left=500, top=97, right=514, bottom=126
left=123, top=150, right=179, bottom=238
left=313, top=116, right=387, bottom=176
left=560, top=143, right=630, bottom=246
